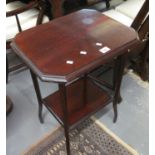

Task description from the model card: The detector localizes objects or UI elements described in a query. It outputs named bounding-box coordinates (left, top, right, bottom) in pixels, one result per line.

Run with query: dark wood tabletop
left=11, top=9, right=139, bottom=83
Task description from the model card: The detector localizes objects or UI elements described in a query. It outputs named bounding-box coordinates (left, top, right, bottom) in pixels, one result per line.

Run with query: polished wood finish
left=43, top=78, right=111, bottom=126
left=95, top=0, right=149, bottom=88
left=11, top=9, right=138, bottom=83
left=112, top=54, right=126, bottom=122
left=58, top=83, right=70, bottom=154
left=11, top=10, right=139, bottom=155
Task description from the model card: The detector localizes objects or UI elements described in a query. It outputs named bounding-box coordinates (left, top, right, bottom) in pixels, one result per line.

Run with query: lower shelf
left=43, top=78, right=111, bottom=126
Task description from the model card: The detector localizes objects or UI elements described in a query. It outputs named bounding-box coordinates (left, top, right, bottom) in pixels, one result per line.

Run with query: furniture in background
left=11, top=9, right=138, bottom=154
left=103, top=0, right=145, bottom=26
left=6, top=0, right=49, bottom=80
left=103, top=0, right=149, bottom=80
left=17, top=0, right=126, bottom=20
left=129, top=0, right=149, bottom=81
left=46, top=0, right=111, bottom=18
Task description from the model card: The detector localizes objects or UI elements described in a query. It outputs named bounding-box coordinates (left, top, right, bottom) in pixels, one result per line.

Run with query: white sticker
left=66, top=60, right=74, bottom=64
left=99, top=46, right=111, bottom=54
left=80, top=51, right=87, bottom=55
left=96, top=42, right=102, bottom=46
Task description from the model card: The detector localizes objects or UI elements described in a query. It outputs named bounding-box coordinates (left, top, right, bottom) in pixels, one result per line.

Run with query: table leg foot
left=39, top=106, right=44, bottom=124
left=64, top=126, right=71, bottom=155
left=113, top=101, right=118, bottom=123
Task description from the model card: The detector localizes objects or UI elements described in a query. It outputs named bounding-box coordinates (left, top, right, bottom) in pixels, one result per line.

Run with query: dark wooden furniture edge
left=11, top=42, right=67, bottom=83
left=11, top=38, right=138, bottom=83
left=43, top=78, right=112, bottom=127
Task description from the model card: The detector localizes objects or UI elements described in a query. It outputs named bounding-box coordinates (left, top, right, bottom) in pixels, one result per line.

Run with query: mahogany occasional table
left=11, top=9, right=139, bottom=155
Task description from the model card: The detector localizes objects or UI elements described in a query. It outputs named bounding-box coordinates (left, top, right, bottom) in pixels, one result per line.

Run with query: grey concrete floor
left=6, top=68, right=148, bottom=155
left=94, top=70, right=149, bottom=155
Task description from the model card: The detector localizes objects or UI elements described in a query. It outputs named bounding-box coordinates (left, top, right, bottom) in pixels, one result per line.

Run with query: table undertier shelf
left=43, top=78, right=111, bottom=126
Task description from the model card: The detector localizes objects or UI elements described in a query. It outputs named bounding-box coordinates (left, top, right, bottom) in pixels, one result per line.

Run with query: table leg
left=83, top=75, right=87, bottom=106
left=30, top=70, right=44, bottom=123
left=139, top=41, right=149, bottom=81
left=113, top=54, right=126, bottom=123
left=59, top=83, right=71, bottom=155
left=113, top=58, right=122, bottom=104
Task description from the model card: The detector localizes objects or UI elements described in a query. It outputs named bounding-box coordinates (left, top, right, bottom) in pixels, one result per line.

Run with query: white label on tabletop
left=99, top=46, right=111, bottom=54
left=80, top=51, right=87, bottom=55
left=66, top=60, right=74, bottom=64
left=96, top=42, right=103, bottom=46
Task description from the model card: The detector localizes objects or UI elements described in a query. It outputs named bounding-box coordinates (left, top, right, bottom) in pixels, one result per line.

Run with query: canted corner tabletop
left=11, top=9, right=139, bottom=155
